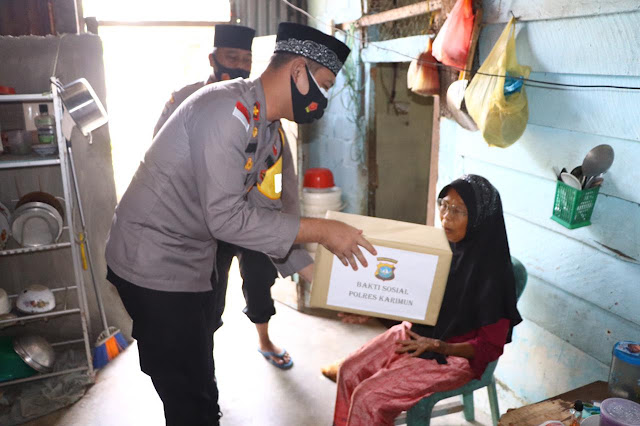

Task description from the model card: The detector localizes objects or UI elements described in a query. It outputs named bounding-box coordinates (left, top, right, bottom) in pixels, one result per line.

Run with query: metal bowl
left=13, top=335, right=56, bottom=373
left=59, top=78, right=108, bottom=136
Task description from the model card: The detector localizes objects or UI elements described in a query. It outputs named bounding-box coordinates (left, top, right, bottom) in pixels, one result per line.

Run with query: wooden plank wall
left=439, top=1, right=640, bottom=404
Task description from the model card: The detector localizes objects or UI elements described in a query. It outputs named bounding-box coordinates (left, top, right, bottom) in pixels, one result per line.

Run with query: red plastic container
left=0, top=86, right=16, bottom=95
left=304, top=168, right=335, bottom=189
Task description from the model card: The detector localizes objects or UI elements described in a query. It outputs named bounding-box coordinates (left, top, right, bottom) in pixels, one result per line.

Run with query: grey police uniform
left=153, top=78, right=308, bottom=327
left=153, top=80, right=207, bottom=137
left=106, top=77, right=312, bottom=292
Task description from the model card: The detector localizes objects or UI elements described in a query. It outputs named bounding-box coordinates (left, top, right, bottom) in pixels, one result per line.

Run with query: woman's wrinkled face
left=439, top=188, right=468, bottom=243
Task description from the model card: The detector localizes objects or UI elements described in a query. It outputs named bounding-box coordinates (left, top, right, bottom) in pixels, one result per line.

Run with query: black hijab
left=412, top=175, right=522, bottom=361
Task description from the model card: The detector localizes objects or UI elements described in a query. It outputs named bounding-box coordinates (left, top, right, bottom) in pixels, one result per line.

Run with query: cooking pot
left=59, top=78, right=108, bottom=137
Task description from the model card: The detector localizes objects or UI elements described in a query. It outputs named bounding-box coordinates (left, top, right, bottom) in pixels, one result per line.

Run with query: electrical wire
left=279, top=0, right=640, bottom=91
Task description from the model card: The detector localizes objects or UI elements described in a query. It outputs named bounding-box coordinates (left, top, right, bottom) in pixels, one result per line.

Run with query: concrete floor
left=25, top=261, right=494, bottom=426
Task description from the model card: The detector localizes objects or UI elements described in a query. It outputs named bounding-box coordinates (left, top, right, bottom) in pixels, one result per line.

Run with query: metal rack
left=0, top=81, right=94, bottom=387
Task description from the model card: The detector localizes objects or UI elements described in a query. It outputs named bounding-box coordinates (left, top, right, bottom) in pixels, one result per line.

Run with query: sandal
left=257, top=348, right=293, bottom=370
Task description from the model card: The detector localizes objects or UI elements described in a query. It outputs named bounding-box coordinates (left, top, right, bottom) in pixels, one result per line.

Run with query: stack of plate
left=0, top=202, right=10, bottom=250
left=10, top=193, right=64, bottom=247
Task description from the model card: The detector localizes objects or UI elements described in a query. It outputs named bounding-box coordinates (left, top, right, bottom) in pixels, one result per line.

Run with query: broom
left=67, top=143, right=128, bottom=369
left=78, top=232, right=128, bottom=369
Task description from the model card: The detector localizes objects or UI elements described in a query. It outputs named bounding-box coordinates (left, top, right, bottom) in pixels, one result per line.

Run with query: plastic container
left=304, top=168, right=335, bottom=188
left=600, top=398, right=640, bottom=426
left=302, top=187, right=343, bottom=206
left=7, top=129, right=33, bottom=155
left=609, top=341, right=640, bottom=402
left=34, top=104, right=55, bottom=144
left=551, top=180, right=599, bottom=229
left=301, top=187, right=344, bottom=253
left=0, top=336, right=37, bottom=382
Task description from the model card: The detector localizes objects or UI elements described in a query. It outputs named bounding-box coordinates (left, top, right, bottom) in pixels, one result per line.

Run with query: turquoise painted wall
left=306, top=0, right=640, bottom=408
left=438, top=0, right=640, bottom=404
left=304, top=0, right=368, bottom=214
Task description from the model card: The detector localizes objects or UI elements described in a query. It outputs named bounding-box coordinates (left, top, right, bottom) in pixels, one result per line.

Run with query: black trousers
left=213, top=240, right=278, bottom=330
left=107, top=268, right=221, bottom=426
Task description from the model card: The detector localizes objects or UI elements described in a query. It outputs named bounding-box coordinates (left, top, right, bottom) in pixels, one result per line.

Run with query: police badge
left=375, top=257, right=398, bottom=281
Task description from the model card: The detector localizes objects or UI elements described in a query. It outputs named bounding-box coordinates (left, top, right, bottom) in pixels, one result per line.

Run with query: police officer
left=154, top=24, right=294, bottom=369
left=106, top=23, right=375, bottom=425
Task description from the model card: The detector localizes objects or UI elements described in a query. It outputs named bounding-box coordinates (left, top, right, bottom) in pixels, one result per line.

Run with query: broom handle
left=67, top=140, right=110, bottom=334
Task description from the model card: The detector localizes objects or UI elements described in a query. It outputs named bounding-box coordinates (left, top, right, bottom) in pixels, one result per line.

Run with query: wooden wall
left=438, top=0, right=640, bottom=404
left=0, top=0, right=79, bottom=36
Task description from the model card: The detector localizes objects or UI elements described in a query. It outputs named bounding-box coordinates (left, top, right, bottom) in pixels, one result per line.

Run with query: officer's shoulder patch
left=232, top=101, right=251, bottom=132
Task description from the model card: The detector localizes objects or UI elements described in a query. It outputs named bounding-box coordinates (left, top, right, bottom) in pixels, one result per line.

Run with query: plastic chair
left=405, top=257, right=528, bottom=426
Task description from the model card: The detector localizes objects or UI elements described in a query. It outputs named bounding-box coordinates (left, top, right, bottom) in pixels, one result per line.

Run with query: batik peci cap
left=274, top=22, right=351, bottom=75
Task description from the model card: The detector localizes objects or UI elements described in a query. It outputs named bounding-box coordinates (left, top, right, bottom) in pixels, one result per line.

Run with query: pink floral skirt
left=334, top=322, right=474, bottom=426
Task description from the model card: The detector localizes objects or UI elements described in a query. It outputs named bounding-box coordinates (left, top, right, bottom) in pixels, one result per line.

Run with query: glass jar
left=608, top=341, right=640, bottom=403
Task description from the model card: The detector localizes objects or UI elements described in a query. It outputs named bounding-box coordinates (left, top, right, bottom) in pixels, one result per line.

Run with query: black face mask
left=290, top=66, right=329, bottom=124
left=212, top=54, right=250, bottom=80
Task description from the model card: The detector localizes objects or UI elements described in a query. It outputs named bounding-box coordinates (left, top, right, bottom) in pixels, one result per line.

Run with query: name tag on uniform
left=275, top=173, right=282, bottom=194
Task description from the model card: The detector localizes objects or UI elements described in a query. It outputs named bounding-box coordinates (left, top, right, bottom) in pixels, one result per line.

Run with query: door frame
left=363, top=58, right=440, bottom=226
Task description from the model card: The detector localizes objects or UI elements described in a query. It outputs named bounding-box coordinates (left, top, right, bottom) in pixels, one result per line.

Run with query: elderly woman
left=332, top=175, right=522, bottom=426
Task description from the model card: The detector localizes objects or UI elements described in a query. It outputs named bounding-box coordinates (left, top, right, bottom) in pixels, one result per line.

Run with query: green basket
left=551, top=180, right=599, bottom=229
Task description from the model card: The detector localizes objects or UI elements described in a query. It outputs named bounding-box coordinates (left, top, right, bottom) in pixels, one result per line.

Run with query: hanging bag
left=407, top=38, right=440, bottom=96
left=432, top=0, right=474, bottom=69
left=464, top=17, right=531, bottom=148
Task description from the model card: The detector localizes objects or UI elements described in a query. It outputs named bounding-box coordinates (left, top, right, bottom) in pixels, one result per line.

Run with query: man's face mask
left=290, top=65, right=329, bottom=124
left=213, top=54, right=250, bottom=80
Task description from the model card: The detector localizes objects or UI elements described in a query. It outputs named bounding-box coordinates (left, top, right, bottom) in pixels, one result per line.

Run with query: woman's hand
left=395, top=329, right=445, bottom=357
left=338, top=312, right=371, bottom=324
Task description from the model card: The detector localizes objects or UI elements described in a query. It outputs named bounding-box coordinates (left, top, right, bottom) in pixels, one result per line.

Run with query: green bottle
left=34, top=104, right=55, bottom=144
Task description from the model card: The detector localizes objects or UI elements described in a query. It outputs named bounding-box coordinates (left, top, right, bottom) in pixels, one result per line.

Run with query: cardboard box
left=310, top=211, right=452, bottom=325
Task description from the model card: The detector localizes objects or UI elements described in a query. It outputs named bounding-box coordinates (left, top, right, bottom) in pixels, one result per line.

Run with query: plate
left=0, top=202, right=10, bottom=250
left=11, top=207, right=61, bottom=247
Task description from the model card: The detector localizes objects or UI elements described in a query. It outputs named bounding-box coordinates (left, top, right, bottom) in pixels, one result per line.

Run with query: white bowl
left=16, top=285, right=56, bottom=314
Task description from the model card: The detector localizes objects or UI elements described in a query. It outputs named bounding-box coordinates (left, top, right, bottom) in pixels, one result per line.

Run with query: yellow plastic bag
left=464, top=17, right=531, bottom=148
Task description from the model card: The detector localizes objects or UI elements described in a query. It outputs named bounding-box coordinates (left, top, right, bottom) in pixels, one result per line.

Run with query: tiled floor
left=25, top=261, right=493, bottom=425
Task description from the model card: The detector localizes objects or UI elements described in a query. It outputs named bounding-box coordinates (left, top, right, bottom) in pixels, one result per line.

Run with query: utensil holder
left=551, top=180, right=599, bottom=229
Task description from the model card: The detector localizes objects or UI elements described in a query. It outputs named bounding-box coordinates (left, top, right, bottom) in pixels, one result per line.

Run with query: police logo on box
left=375, top=257, right=398, bottom=281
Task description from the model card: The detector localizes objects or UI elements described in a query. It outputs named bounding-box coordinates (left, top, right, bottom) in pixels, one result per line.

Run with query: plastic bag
left=432, top=0, right=474, bottom=69
left=464, top=17, right=531, bottom=148
left=407, top=38, right=440, bottom=96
